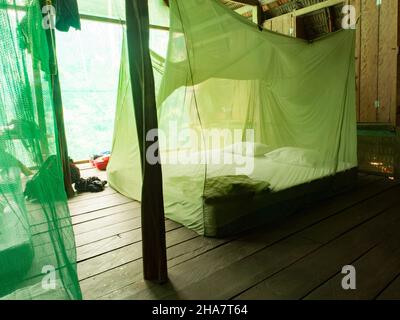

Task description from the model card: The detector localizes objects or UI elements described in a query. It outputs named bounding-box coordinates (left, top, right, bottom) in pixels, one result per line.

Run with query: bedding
left=169, top=174, right=271, bottom=203
left=163, top=148, right=352, bottom=192
left=161, top=148, right=356, bottom=235
left=264, top=147, right=322, bottom=167
left=204, top=175, right=270, bottom=202
left=224, top=142, right=274, bottom=157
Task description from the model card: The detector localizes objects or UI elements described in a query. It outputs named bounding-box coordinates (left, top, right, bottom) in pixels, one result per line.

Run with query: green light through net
left=0, top=0, right=81, bottom=299
left=108, top=0, right=357, bottom=236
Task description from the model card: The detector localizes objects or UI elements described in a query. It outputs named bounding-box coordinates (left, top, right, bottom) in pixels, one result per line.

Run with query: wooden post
left=31, top=57, right=50, bottom=159
left=125, top=0, right=168, bottom=283
left=50, top=69, right=75, bottom=199
left=42, top=0, right=75, bottom=199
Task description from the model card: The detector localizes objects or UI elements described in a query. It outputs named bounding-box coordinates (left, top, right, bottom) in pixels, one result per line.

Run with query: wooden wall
left=356, top=0, right=398, bottom=125
left=263, top=0, right=400, bottom=127
left=264, top=13, right=295, bottom=36
left=398, top=0, right=400, bottom=126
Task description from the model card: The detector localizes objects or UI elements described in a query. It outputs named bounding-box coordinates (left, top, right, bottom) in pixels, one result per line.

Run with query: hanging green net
left=108, top=0, right=357, bottom=236
left=0, top=0, right=81, bottom=299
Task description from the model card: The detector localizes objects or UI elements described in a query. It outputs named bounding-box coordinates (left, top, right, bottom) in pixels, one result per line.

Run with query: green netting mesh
left=108, top=30, right=165, bottom=201
left=0, top=1, right=81, bottom=299
left=108, top=0, right=357, bottom=236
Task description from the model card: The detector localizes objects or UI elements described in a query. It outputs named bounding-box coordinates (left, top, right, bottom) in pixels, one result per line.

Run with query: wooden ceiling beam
left=162, top=0, right=266, bottom=28
left=229, top=0, right=260, bottom=6
left=229, top=0, right=265, bottom=28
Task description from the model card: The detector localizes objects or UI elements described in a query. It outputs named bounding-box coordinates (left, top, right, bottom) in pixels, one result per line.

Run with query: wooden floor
left=69, top=165, right=400, bottom=300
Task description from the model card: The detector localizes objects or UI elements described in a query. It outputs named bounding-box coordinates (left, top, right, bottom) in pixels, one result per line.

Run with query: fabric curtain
left=108, top=33, right=165, bottom=202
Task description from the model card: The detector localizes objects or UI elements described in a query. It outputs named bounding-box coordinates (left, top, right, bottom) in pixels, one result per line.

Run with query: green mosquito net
left=0, top=1, right=81, bottom=299
left=108, top=0, right=357, bottom=236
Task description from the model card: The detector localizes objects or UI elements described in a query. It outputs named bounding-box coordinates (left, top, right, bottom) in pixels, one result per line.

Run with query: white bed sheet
left=162, top=149, right=355, bottom=192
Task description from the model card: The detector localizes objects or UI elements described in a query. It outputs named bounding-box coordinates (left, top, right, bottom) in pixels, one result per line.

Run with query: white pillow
left=264, top=147, right=321, bottom=167
left=225, top=142, right=273, bottom=157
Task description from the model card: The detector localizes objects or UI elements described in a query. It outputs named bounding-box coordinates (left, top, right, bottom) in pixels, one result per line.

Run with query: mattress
left=167, top=150, right=353, bottom=189
left=161, top=148, right=356, bottom=236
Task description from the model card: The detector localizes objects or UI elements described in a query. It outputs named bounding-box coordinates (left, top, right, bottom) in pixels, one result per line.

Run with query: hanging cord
left=114, top=0, right=125, bottom=35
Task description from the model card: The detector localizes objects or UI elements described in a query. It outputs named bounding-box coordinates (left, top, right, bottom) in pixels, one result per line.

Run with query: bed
left=161, top=146, right=357, bottom=237
left=108, top=0, right=358, bottom=238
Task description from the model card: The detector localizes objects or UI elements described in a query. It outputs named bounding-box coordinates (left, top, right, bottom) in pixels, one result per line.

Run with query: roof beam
left=229, top=0, right=259, bottom=5
left=294, top=0, right=344, bottom=17
left=229, top=0, right=265, bottom=27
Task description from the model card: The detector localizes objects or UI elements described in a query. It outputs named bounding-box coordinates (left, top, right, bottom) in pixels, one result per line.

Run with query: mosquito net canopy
left=108, top=0, right=357, bottom=236
left=0, top=1, right=81, bottom=299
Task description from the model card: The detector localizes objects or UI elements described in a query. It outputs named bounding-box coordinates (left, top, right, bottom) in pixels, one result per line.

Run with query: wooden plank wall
left=358, top=0, right=379, bottom=123
left=358, top=0, right=398, bottom=125
left=398, top=0, right=400, bottom=126
left=265, top=13, right=295, bottom=36
left=377, top=0, right=398, bottom=124
left=263, top=0, right=399, bottom=127
left=352, top=0, right=361, bottom=120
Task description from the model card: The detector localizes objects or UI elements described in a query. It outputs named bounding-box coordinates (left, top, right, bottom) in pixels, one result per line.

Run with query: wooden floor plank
left=69, top=193, right=134, bottom=217
left=78, top=233, right=229, bottom=283
left=92, top=178, right=398, bottom=300
left=68, top=187, right=117, bottom=204
left=33, top=201, right=139, bottom=236
left=304, top=231, right=400, bottom=300
left=298, top=185, right=400, bottom=244
left=235, top=204, right=400, bottom=300
left=73, top=210, right=140, bottom=235
left=79, top=227, right=199, bottom=298
left=144, top=187, right=400, bottom=300
left=78, top=227, right=201, bottom=281
left=377, top=275, right=400, bottom=300
left=70, top=174, right=400, bottom=300
left=71, top=201, right=140, bottom=225
left=75, top=218, right=142, bottom=247
left=77, top=228, right=141, bottom=262
left=76, top=219, right=182, bottom=261
left=162, top=236, right=320, bottom=300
